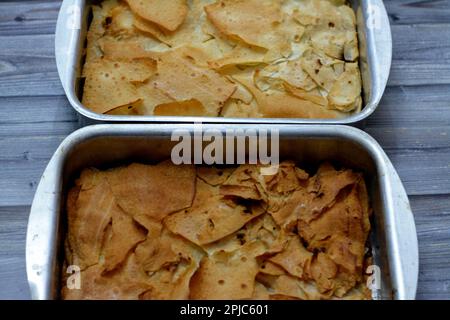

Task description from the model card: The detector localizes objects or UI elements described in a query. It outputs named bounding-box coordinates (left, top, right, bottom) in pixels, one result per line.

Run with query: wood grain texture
left=0, top=206, right=31, bottom=300
left=0, top=0, right=449, bottom=300
left=412, top=194, right=450, bottom=300
left=385, top=0, right=450, bottom=25
left=0, top=34, right=63, bottom=97
left=0, top=1, right=61, bottom=36
left=0, top=95, right=78, bottom=136
left=0, top=135, right=70, bottom=207
left=366, top=85, right=450, bottom=127
left=392, top=24, right=450, bottom=61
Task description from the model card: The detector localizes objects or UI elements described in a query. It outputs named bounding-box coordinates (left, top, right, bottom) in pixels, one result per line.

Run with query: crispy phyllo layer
left=63, top=161, right=372, bottom=300
left=125, top=0, right=188, bottom=32
left=82, top=0, right=362, bottom=118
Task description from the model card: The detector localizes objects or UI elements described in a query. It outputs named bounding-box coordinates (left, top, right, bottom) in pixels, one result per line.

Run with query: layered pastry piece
left=81, top=0, right=362, bottom=118
left=62, top=161, right=372, bottom=300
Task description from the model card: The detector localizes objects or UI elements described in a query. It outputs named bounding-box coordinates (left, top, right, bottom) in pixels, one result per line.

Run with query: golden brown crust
left=102, top=208, right=146, bottom=271
left=148, top=49, right=237, bottom=116
left=105, top=161, right=196, bottom=221
left=189, top=247, right=259, bottom=300
left=165, top=179, right=265, bottom=245
left=62, top=161, right=372, bottom=300
left=67, top=169, right=115, bottom=269
left=81, top=0, right=362, bottom=118
left=205, top=0, right=285, bottom=50
left=268, top=236, right=313, bottom=279
left=125, top=0, right=188, bottom=32
left=62, top=254, right=152, bottom=300
left=81, top=58, right=156, bottom=113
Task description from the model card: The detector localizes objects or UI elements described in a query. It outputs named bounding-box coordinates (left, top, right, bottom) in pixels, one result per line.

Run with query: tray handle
left=383, top=154, right=419, bottom=300
left=55, top=0, right=83, bottom=92
left=26, top=155, right=62, bottom=300
left=364, top=0, right=393, bottom=107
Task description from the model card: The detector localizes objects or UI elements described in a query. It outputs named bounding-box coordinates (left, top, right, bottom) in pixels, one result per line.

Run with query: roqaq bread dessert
left=62, top=161, right=373, bottom=300
left=81, top=0, right=362, bottom=118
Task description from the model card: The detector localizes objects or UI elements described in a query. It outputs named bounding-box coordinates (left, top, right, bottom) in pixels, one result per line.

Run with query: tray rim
left=55, top=0, right=393, bottom=125
left=26, top=124, right=418, bottom=300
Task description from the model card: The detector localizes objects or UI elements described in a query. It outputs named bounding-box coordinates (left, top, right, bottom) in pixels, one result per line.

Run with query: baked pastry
left=62, top=161, right=372, bottom=300
left=81, top=0, right=362, bottom=118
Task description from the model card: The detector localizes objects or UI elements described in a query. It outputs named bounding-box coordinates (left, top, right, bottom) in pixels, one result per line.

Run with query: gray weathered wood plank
left=389, top=61, right=450, bottom=86
left=0, top=96, right=78, bottom=137
left=392, top=24, right=450, bottom=61
left=0, top=206, right=30, bottom=300
left=0, top=136, right=70, bottom=206
left=366, top=126, right=450, bottom=150
left=0, top=1, right=61, bottom=36
left=0, top=96, right=76, bottom=124
left=385, top=0, right=450, bottom=25
left=0, top=34, right=63, bottom=97
left=385, top=148, right=450, bottom=196
left=366, top=85, right=450, bottom=128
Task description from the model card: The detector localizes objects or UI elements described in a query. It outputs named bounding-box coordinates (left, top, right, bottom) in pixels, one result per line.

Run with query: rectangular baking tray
left=26, top=124, right=418, bottom=300
left=55, top=0, right=392, bottom=126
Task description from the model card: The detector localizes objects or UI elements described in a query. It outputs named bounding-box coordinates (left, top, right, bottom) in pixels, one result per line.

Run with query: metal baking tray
left=26, top=124, right=418, bottom=300
left=55, top=0, right=392, bottom=126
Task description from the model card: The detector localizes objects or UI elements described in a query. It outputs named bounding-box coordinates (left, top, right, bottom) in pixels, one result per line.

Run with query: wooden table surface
left=0, top=0, right=449, bottom=300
